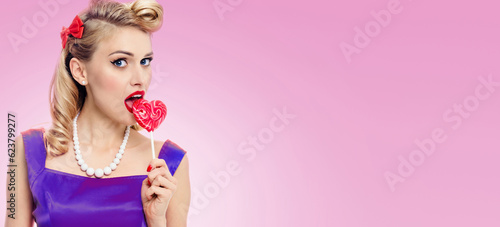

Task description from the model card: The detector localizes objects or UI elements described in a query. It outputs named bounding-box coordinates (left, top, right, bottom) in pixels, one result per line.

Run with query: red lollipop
left=132, top=99, right=167, bottom=132
left=132, top=99, right=167, bottom=159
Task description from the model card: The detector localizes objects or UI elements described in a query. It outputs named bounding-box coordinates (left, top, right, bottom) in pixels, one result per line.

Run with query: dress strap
left=158, top=140, right=187, bottom=176
left=21, top=128, right=46, bottom=187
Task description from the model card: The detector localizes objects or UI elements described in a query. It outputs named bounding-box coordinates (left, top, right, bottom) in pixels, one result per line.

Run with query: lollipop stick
left=150, top=131, right=155, bottom=159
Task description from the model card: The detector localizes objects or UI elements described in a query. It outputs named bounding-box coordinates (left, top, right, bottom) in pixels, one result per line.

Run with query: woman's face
left=84, top=26, right=153, bottom=126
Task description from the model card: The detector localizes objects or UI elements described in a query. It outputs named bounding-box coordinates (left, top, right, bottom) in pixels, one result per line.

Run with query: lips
left=124, top=90, right=145, bottom=113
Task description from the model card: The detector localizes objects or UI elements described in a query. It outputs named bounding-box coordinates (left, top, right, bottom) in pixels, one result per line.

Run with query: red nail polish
left=148, top=179, right=151, bottom=185
left=147, top=165, right=152, bottom=172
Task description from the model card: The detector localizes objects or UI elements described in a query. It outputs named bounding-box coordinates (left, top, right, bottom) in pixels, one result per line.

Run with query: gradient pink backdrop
left=2, top=0, right=500, bottom=226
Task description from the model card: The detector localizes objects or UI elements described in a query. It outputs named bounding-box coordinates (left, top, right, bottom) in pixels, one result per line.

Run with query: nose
left=130, top=63, right=151, bottom=88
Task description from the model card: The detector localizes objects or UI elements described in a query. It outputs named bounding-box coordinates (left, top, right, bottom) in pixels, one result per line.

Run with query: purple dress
left=22, top=128, right=187, bottom=227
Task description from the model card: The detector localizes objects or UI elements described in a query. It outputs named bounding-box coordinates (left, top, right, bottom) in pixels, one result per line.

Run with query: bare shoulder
left=170, top=140, right=188, bottom=177
left=175, top=151, right=189, bottom=176
left=154, top=138, right=188, bottom=177
left=165, top=146, right=190, bottom=226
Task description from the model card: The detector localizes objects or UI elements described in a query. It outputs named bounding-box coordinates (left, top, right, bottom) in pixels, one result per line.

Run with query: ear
left=69, top=58, right=87, bottom=86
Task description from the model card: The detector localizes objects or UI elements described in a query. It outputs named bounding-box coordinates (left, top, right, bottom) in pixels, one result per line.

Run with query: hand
left=141, top=158, right=178, bottom=226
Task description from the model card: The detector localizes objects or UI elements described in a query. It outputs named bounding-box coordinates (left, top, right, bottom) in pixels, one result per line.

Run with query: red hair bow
left=60, top=15, right=84, bottom=49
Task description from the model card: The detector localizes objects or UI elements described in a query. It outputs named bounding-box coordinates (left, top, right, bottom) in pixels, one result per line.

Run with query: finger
left=147, top=168, right=164, bottom=184
left=147, top=184, right=173, bottom=201
left=142, top=178, right=150, bottom=187
left=143, top=178, right=154, bottom=200
left=148, top=158, right=167, bottom=171
left=148, top=166, right=177, bottom=185
left=148, top=158, right=173, bottom=178
left=146, top=185, right=157, bottom=200
left=152, top=175, right=177, bottom=192
left=149, top=171, right=177, bottom=190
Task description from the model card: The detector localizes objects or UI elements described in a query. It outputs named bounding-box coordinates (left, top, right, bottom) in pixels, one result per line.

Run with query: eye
left=141, top=57, right=153, bottom=66
left=111, top=59, right=127, bottom=67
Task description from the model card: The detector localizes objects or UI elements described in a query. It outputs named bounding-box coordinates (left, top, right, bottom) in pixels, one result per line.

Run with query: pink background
left=2, top=0, right=500, bottom=226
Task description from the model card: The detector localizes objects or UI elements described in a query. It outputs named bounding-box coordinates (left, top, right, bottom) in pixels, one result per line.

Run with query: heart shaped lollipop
left=132, top=99, right=167, bottom=159
left=132, top=99, right=167, bottom=132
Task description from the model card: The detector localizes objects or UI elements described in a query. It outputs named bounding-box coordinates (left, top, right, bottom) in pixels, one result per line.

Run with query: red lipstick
left=124, top=90, right=145, bottom=113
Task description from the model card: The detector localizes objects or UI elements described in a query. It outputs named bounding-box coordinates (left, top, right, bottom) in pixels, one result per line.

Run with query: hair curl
left=46, top=0, right=163, bottom=157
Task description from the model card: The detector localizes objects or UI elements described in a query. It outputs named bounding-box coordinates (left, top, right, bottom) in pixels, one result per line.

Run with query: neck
left=75, top=101, right=127, bottom=151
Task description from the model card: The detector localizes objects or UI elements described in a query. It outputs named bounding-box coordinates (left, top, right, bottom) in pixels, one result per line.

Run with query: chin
left=125, top=115, right=137, bottom=126
left=116, top=110, right=135, bottom=126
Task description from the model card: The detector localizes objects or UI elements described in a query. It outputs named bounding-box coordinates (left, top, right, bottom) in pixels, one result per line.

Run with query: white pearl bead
left=86, top=168, right=95, bottom=176
left=95, top=168, right=104, bottom=178
left=73, top=112, right=129, bottom=178
left=104, top=167, right=112, bottom=175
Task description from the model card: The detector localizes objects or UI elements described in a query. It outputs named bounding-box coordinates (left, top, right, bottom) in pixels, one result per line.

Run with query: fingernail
left=148, top=179, right=151, bottom=185
left=147, top=165, right=152, bottom=172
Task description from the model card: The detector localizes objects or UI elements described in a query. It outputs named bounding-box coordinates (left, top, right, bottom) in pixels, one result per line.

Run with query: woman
left=5, top=0, right=190, bottom=226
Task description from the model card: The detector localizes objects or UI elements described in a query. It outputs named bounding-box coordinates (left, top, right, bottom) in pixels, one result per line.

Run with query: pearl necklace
left=73, top=112, right=130, bottom=178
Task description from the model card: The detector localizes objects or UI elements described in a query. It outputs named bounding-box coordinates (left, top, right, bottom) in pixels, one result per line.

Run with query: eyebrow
left=108, top=50, right=153, bottom=57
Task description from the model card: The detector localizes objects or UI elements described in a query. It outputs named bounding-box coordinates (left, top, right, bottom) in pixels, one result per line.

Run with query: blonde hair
left=46, top=0, right=163, bottom=157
